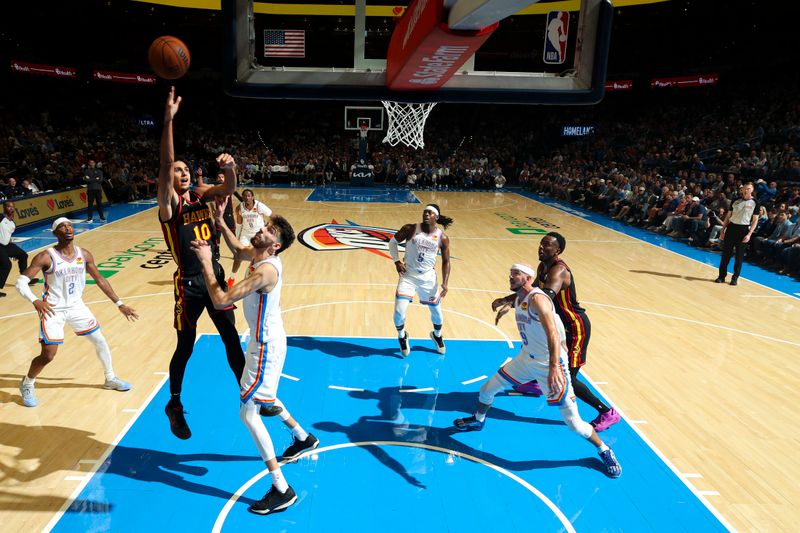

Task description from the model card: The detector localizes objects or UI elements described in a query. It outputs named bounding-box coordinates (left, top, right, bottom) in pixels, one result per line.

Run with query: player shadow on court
left=0, top=422, right=260, bottom=506
left=628, top=269, right=717, bottom=282
left=0, top=375, right=105, bottom=405
left=288, top=336, right=411, bottom=359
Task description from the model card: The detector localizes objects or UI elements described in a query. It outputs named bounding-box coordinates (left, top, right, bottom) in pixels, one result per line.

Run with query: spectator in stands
left=83, top=160, right=106, bottom=222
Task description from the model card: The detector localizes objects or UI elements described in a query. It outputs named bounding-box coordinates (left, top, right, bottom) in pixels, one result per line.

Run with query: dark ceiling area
left=1, top=0, right=795, bottom=81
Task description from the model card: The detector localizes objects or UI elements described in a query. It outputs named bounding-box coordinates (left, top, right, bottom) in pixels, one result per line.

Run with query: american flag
left=264, top=29, right=305, bottom=58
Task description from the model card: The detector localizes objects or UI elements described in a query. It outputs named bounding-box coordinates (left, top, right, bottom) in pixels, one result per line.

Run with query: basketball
left=148, top=36, right=191, bottom=80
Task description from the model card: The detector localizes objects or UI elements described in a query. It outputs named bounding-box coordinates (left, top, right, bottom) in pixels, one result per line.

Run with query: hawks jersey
left=515, top=287, right=567, bottom=359
left=238, top=200, right=272, bottom=235
left=537, top=259, right=587, bottom=329
left=160, top=190, right=220, bottom=277
left=243, top=255, right=284, bottom=343
left=42, top=246, right=86, bottom=309
left=403, top=224, right=442, bottom=274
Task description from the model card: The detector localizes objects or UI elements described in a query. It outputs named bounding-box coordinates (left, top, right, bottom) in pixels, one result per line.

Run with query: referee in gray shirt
left=84, top=159, right=106, bottom=222
left=716, top=182, right=759, bottom=286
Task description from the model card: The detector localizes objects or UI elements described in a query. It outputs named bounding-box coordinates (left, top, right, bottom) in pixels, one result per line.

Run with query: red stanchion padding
left=386, top=0, right=498, bottom=91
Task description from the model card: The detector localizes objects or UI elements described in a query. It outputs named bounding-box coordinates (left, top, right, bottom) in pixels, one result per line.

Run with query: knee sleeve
left=478, top=375, right=506, bottom=406
left=429, top=303, right=443, bottom=326
left=559, top=401, right=593, bottom=439
left=86, top=331, right=114, bottom=375
left=240, top=401, right=277, bottom=462
left=393, top=298, right=410, bottom=327
left=273, top=398, right=291, bottom=422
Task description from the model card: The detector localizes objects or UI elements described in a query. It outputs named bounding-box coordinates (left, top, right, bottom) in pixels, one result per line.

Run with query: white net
left=381, top=101, right=437, bottom=149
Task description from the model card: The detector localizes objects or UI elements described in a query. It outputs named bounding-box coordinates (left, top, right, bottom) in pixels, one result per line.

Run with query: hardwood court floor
left=1, top=189, right=798, bottom=531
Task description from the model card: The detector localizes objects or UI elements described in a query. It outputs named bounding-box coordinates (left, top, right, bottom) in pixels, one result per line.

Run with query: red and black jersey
left=160, top=190, right=220, bottom=276
left=537, top=259, right=587, bottom=325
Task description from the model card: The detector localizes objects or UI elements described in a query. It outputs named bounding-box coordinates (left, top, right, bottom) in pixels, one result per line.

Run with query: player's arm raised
left=388, top=223, right=415, bottom=275
left=198, top=153, right=238, bottom=201
left=533, top=292, right=565, bottom=397
left=213, top=196, right=255, bottom=262
left=158, top=86, right=182, bottom=222
left=83, top=249, right=139, bottom=321
left=439, top=233, right=451, bottom=298
left=15, top=251, right=55, bottom=318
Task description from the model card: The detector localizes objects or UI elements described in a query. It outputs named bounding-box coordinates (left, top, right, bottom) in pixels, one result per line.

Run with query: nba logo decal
left=543, top=11, right=569, bottom=65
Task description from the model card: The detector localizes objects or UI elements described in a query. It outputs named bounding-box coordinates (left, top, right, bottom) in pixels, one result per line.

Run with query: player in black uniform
left=158, top=87, right=245, bottom=439
left=492, top=232, right=620, bottom=432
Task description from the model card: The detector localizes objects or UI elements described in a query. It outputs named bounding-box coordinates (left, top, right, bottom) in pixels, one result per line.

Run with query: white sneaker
left=430, top=331, right=446, bottom=354
left=103, top=377, right=132, bottom=391
left=20, top=380, right=38, bottom=407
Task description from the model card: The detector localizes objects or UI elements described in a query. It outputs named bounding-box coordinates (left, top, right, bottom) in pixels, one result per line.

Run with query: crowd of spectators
left=1, top=77, right=798, bottom=276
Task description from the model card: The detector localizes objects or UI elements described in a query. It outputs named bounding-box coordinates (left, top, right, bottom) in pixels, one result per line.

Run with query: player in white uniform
left=388, top=204, right=452, bottom=356
left=192, top=197, right=316, bottom=516
left=228, top=189, right=272, bottom=286
left=453, top=264, right=622, bottom=478
left=14, top=217, right=138, bottom=407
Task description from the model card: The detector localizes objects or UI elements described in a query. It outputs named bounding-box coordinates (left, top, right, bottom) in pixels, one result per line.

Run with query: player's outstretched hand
left=439, top=284, right=448, bottom=299
left=213, top=195, right=229, bottom=223
left=119, top=305, right=139, bottom=321
left=190, top=239, right=213, bottom=262
left=494, top=303, right=512, bottom=325
left=547, top=367, right=565, bottom=400
left=164, top=86, right=182, bottom=122
left=217, top=153, right=236, bottom=170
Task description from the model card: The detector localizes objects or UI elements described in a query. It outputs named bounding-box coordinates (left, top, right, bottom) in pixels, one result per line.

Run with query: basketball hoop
left=381, top=101, right=437, bottom=150
left=359, top=123, right=369, bottom=139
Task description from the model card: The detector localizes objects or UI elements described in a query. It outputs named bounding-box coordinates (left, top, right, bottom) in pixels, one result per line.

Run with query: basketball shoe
left=591, top=408, right=620, bottom=432
left=165, top=402, right=192, bottom=440
left=398, top=332, right=410, bottom=356
left=429, top=331, right=446, bottom=354
left=453, top=415, right=484, bottom=432
left=103, top=377, right=132, bottom=391
left=282, top=434, right=319, bottom=461
left=513, top=380, right=542, bottom=396
left=249, top=485, right=297, bottom=515
left=19, top=379, right=38, bottom=407
left=599, top=448, right=622, bottom=478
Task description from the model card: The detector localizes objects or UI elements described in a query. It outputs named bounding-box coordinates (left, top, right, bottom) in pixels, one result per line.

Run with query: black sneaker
left=282, top=434, right=319, bottom=461
left=730, top=278, right=738, bottom=286
left=259, top=404, right=284, bottom=417
left=429, top=331, right=446, bottom=354
left=714, top=277, right=725, bottom=283
left=398, top=333, right=410, bottom=356
left=248, top=485, right=297, bottom=515
left=165, top=403, right=192, bottom=440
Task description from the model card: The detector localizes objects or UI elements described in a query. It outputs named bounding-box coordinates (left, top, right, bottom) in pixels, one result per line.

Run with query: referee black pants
left=87, top=189, right=104, bottom=220
left=718, top=223, right=749, bottom=280
left=0, top=242, right=29, bottom=288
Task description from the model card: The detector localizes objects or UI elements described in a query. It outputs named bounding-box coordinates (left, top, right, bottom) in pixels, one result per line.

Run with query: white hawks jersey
left=43, top=246, right=87, bottom=309
left=515, top=287, right=568, bottom=359
left=243, top=255, right=284, bottom=343
left=238, top=200, right=272, bottom=235
left=403, top=224, right=442, bottom=274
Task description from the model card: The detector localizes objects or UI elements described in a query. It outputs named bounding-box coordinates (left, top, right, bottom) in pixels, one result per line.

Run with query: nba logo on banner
left=543, top=11, right=569, bottom=65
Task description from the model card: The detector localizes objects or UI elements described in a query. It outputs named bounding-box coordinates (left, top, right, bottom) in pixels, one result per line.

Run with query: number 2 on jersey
left=192, top=222, right=212, bottom=241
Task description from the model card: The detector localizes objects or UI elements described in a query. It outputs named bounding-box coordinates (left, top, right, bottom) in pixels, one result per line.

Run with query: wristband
left=115, top=300, right=124, bottom=307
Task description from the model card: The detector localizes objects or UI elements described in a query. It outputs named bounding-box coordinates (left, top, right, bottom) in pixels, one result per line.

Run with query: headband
left=51, top=217, right=71, bottom=232
left=511, top=263, right=535, bottom=277
left=424, top=205, right=439, bottom=216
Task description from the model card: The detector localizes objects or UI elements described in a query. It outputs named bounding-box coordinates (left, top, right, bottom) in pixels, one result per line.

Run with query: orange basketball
left=148, top=36, right=191, bottom=80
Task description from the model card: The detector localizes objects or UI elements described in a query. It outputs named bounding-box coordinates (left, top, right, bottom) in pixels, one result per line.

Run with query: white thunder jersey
left=43, top=247, right=86, bottom=309
left=243, top=255, right=284, bottom=343
left=403, top=224, right=442, bottom=275
left=239, top=201, right=272, bottom=235
left=515, top=287, right=567, bottom=359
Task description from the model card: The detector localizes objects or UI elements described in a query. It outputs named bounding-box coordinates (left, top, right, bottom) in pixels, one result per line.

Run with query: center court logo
left=298, top=220, right=401, bottom=254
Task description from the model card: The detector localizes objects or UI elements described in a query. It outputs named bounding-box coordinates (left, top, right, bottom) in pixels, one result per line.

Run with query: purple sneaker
left=513, top=381, right=542, bottom=396
left=591, top=408, right=621, bottom=432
